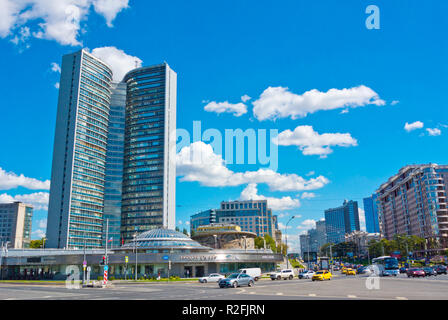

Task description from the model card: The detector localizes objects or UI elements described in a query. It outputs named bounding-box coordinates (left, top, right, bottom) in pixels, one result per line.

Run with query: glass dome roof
left=122, top=228, right=211, bottom=251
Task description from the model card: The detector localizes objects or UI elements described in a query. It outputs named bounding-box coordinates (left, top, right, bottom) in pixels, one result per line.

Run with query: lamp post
left=242, top=236, right=247, bottom=252
left=285, top=216, right=296, bottom=269
left=133, top=233, right=138, bottom=281
left=213, top=235, right=217, bottom=249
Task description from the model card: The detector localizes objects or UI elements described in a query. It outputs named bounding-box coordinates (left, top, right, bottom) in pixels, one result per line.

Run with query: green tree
left=182, top=228, right=189, bottom=236
left=30, top=238, right=45, bottom=249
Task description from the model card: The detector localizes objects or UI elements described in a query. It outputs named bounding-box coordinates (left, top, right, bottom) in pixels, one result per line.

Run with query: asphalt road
left=0, top=274, right=447, bottom=300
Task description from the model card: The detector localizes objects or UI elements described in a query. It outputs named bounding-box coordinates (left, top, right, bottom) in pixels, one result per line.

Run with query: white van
left=238, top=268, right=262, bottom=281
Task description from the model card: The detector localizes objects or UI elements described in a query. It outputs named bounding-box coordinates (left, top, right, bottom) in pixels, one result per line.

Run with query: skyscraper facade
left=47, top=50, right=177, bottom=249
left=376, top=164, right=448, bottom=249
left=316, top=219, right=328, bottom=249
left=120, top=64, right=177, bottom=242
left=102, top=82, right=126, bottom=248
left=363, top=194, right=380, bottom=233
left=47, top=50, right=113, bottom=249
left=324, top=200, right=360, bottom=244
left=0, top=202, right=33, bottom=249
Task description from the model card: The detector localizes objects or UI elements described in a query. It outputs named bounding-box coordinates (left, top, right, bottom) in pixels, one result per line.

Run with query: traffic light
left=100, top=256, right=106, bottom=266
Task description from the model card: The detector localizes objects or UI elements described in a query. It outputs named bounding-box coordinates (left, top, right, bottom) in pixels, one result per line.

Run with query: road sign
left=162, top=255, right=169, bottom=261
left=104, top=265, right=109, bottom=271
left=125, top=256, right=128, bottom=263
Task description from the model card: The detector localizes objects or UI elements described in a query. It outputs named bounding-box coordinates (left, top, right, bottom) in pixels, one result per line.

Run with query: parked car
left=312, top=270, right=332, bottom=281
left=298, top=270, right=315, bottom=279
left=399, top=267, right=408, bottom=274
left=270, top=269, right=294, bottom=280
left=238, top=268, right=261, bottom=281
left=406, top=268, right=425, bottom=278
left=423, top=267, right=437, bottom=277
left=198, top=273, right=225, bottom=283
left=219, top=273, right=254, bottom=288
left=434, top=265, right=447, bottom=275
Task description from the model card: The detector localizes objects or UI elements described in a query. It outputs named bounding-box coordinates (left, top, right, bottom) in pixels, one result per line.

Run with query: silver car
left=198, top=273, right=225, bottom=283
left=219, top=273, right=254, bottom=288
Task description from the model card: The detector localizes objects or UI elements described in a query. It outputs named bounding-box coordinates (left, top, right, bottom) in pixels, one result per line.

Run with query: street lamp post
left=133, top=233, right=138, bottom=281
left=285, top=216, right=296, bottom=269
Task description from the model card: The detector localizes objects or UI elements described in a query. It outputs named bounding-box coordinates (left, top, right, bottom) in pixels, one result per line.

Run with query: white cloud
left=301, top=192, right=316, bottom=199
left=390, top=100, right=400, bottom=106
left=204, top=101, right=248, bottom=117
left=32, top=229, right=46, bottom=239
left=296, top=219, right=317, bottom=234
left=252, top=85, right=385, bottom=121
left=0, top=167, right=50, bottom=190
left=358, top=207, right=366, bottom=232
left=239, top=183, right=301, bottom=211
left=54, top=82, right=60, bottom=89
left=0, top=0, right=130, bottom=47
left=404, top=121, right=424, bottom=132
left=274, top=125, right=358, bottom=158
left=306, top=171, right=315, bottom=176
left=278, top=222, right=291, bottom=230
left=176, top=141, right=330, bottom=192
left=0, top=192, right=49, bottom=210
left=426, top=128, right=441, bottom=136
left=38, top=218, right=47, bottom=229
left=51, top=62, right=61, bottom=73
left=241, top=94, right=251, bottom=102
left=92, top=0, right=129, bottom=27
left=9, top=26, right=30, bottom=47
left=90, top=46, right=142, bottom=82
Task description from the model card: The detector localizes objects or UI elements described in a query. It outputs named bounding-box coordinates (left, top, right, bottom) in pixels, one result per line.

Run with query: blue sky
left=0, top=0, right=447, bottom=251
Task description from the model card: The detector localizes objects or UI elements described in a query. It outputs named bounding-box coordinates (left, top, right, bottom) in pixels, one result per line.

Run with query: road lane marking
left=396, top=297, right=408, bottom=300
left=308, top=294, right=316, bottom=297
left=276, top=292, right=283, bottom=296
left=347, top=295, right=357, bottom=298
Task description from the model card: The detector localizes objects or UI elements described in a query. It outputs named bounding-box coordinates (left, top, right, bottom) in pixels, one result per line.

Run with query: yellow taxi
left=345, top=268, right=356, bottom=276
left=312, top=270, right=332, bottom=281
left=341, top=267, right=348, bottom=274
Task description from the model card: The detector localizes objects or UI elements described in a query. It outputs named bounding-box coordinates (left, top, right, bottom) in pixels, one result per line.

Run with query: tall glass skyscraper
left=120, top=64, right=177, bottom=242
left=47, top=50, right=113, bottom=249
left=102, top=82, right=126, bottom=248
left=363, top=194, right=380, bottom=233
left=47, top=50, right=177, bottom=249
left=324, top=200, right=360, bottom=244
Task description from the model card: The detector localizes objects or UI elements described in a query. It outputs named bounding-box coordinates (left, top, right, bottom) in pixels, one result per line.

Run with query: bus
left=372, top=256, right=400, bottom=276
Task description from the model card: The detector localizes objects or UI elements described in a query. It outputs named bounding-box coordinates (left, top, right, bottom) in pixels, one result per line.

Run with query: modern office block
left=0, top=202, right=33, bottom=249
left=190, top=200, right=279, bottom=238
left=324, top=200, right=360, bottom=244
left=120, top=64, right=177, bottom=242
left=363, top=194, right=380, bottom=234
left=376, top=164, right=448, bottom=249
left=47, top=49, right=113, bottom=249
left=102, top=82, right=126, bottom=248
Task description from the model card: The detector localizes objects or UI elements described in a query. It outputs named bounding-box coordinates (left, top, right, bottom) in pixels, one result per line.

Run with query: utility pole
left=285, top=216, right=296, bottom=269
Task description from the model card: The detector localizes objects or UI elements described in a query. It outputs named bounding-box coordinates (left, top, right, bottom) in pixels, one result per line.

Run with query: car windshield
left=228, top=273, right=239, bottom=279
left=316, top=271, right=323, bottom=274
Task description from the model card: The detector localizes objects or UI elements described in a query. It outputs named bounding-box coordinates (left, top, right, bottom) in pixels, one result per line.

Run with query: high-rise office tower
left=102, top=82, right=126, bottom=248
left=363, top=194, right=380, bottom=233
left=47, top=50, right=113, bottom=249
left=376, top=164, right=448, bottom=248
left=324, top=200, right=360, bottom=244
left=120, top=64, right=177, bottom=242
left=47, top=51, right=177, bottom=248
